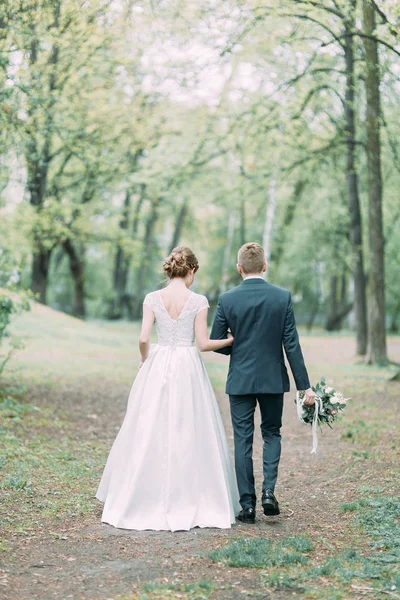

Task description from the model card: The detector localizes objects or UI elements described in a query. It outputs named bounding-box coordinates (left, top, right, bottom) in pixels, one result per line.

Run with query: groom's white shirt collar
left=244, top=275, right=264, bottom=280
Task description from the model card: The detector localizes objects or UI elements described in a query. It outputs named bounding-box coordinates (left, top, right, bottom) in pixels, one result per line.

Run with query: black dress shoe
left=237, top=508, right=256, bottom=524
left=262, top=490, right=280, bottom=516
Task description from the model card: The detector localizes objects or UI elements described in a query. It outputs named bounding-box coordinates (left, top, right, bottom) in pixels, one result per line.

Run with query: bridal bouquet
left=295, top=377, right=348, bottom=454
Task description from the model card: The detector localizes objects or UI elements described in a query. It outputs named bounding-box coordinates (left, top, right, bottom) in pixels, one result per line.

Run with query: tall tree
left=8, top=0, right=111, bottom=304
left=343, top=0, right=368, bottom=355
left=362, top=0, right=387, bottom=363
left=26, top=0, right=61, bottom=303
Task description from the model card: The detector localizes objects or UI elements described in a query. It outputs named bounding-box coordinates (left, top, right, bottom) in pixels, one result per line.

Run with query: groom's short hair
left=238, top=242, right=265, bottom=274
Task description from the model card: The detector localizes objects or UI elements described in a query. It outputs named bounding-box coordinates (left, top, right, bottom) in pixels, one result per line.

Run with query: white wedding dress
left=96, top=290, right=240, bottom=531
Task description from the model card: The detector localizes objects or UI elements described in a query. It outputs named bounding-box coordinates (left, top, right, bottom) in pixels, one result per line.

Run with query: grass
left=6, top=301, right=143, bottom=385
left=130, top=579, right=215, bottom=600
left=255, top=497, right=399, bottom=599
left=209, top=536, right=313, bottom=569
left=341, top=497, right=400, bottom=562
left=0, top=304, right=134, bottom=544
left=0, top=390, right=107, bottom=539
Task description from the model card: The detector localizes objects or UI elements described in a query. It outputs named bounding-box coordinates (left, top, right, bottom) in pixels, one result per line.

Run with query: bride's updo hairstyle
left=163, top=246, right=199, bottom=279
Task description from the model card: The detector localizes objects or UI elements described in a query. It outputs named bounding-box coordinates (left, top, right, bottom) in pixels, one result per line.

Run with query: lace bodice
left=143, top=290, right=209, bottom=347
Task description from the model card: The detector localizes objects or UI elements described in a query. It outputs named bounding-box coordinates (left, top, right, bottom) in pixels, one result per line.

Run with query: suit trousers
left=229, top=393, right=284, bottom=510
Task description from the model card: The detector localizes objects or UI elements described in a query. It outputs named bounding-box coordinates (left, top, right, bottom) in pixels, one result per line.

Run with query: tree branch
left=288, top=0, right=344, bottom=19
left=292, top=84, right=345, bottom=120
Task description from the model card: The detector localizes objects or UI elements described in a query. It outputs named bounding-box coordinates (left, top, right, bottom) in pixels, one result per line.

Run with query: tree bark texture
left=262, top=173, right=278, bottom=265
left=31, top=242, right=52, bottom=304
left=325, top=274, right=353, bottom=331
left=344, top=5, right=368, bottom=355
left=219, top=209, right=237, bottom=294
left=28, top=1, right=61, bottom=303
left=362, top=0, right=387, bottom=363
left=129, top=196, right=162, bottom=319
left=169, top=198, right=188, bottom=253
left=109, top=191, right=131, bottom=319
left=62, top=238, right=85, bottom=318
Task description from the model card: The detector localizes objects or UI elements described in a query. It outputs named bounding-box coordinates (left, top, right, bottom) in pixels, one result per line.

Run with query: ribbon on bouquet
left=296, top=391, right=321, bottom=454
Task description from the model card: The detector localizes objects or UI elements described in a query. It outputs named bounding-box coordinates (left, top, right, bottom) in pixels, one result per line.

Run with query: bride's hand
left=227, top=332, right=234, bottom=345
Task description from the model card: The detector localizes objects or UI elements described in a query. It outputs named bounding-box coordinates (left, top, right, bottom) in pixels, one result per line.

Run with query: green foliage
left=0, top=237, right=31, bottom=375
left=0, top=295, right=15, bottom=340
left=209, top=536, right=313, bottom=568
left=0, top=292, right=30, bottom=377
left=0, top=0, right=399, bottom=342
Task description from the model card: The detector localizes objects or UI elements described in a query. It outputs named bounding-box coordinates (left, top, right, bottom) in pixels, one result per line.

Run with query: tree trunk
left=62, top=238, right=85, bottom=318
left=131, top=186, right=146, bottom=238
left=271, top=179, right=306, bottom=266
left=219, top=209, right=236, bottom=294
left=129, top=196, right=162, bottom=319
left=112, top=248, right=127, bottom=317
left=262, top=172, right=278, bottom=265
left=362, top=0, right=388, bottom=364
left=31, top=242, right=52, bottom=304
left=109, top=187, right=146, bottom=319
left=306, top=295, right=320, bottom=332
left=239, top=198, right=246, bottom=246
left=307, top=261, right=325, bottom=331
left=325, top=274, right=353, bottom=331
left=169, top=198, right=188, bottom=253
left=326, top=275, right=338, bottom=331
left=28, top=123, right=53, bottom=304
left=27, top=3, right=60, bottom=304
left=109, top=191, right=131, bottom=319
left=389, top=300, right=400, bottom=333
left=344, top=8, right=368, bottom=355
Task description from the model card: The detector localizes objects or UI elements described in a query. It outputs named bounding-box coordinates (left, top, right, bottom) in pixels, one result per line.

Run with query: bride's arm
left=138, top=305, right=155, bottom=365
left=195, top=309, right=234, bottom=352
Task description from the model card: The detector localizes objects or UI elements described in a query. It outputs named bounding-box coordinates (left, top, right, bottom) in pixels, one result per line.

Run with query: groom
left=211, top=242, right=315, bottom=523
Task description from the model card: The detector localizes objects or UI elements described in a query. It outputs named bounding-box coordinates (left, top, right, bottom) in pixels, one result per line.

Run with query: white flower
left=325, top=386, right=334, bottom=394
left=332, top=393, right=346, bottom=405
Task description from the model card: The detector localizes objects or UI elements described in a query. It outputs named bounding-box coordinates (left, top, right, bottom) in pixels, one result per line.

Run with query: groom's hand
left=303, top=387, right=316, bottom=406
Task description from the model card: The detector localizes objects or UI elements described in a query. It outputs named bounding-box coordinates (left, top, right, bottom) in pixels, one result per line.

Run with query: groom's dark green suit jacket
left=210, top=278, right=310, bottom=395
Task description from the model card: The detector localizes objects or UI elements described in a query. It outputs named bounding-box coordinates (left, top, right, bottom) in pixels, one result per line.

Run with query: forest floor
left=0, top=302, right=399, bottom=600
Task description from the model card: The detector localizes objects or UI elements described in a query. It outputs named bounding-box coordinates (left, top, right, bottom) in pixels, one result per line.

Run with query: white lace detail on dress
left=143, top=291, right=209, bottom=348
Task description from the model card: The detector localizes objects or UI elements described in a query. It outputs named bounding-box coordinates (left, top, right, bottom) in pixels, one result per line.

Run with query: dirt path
left=2, top=336, right=399, bottom=600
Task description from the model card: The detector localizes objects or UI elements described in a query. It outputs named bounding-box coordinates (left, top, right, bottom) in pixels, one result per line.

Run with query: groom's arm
left=282, top=292, right=310, bottom=390
left=210, top=300, right=232, bottom=355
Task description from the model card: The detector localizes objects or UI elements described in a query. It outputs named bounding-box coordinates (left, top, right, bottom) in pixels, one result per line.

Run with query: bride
left=96, top=246, right=240, bottom=531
